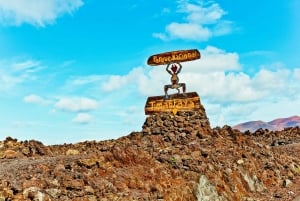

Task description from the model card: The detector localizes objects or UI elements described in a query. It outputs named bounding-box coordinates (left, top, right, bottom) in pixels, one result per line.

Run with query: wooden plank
left=145, top=92, right=201, bottom=115
left=147, top=49, right=201, bottom=66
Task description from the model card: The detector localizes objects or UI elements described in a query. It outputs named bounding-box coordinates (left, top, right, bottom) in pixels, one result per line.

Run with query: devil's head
left=171, top=64, right=178, bottom=73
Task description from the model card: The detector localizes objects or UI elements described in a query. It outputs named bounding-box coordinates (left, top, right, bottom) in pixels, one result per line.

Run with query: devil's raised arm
left=177, top=63, right=182, bottom=74
left=166, top=63, right=172, bottom=75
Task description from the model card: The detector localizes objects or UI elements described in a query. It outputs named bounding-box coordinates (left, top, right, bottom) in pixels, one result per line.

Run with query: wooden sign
left=145, top=92, right=201, bottom=115
left=147, top=49, right=201, bottom=66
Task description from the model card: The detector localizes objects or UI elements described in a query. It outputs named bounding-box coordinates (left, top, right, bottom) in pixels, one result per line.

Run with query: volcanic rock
left=0, top=100, right=299, bottom=200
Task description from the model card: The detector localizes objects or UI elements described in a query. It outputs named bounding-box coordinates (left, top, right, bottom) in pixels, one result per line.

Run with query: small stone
left=23, top=187, right=44, bottom=200
left=283, top=179, right=292, bottom=187
left=237, top=159, right=244, bottom=165
left=66, top=149, right=80, bottom=155
left=273, top=193, right=282, bottom=198
left=62, top=179, right=84, bottom=190
left=78, top=158, right=99, bottom=168
left=54, top=163, right=65, bottom=172
left=22, top=147, right=31, bottom=156
left=46, top=188, right=61, bottom=198
left=3, top=149, right=20, bottom=159
left=225, top=168, right=232, bottom=175
left=84, top=186, right=95, bottom=195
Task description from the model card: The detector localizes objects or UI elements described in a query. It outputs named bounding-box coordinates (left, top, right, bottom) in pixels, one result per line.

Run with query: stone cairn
left=142, top=108, right=211, bottom=138
left=143, top=49, right=210, bottom=138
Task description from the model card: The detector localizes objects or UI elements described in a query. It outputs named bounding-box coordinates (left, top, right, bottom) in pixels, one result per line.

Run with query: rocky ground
left=0, top=102, right=300, bottom=201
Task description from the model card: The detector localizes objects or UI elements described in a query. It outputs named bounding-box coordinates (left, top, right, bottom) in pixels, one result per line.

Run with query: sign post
left=147, top=49, right=200, bottom=66
left=145, top=49, right=202, bottom=115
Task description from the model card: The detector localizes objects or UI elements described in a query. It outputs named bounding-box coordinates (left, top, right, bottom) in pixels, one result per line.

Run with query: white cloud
left=166, top=22, right=211, bottom=41
left=102, top=67, right=148, bottom=92
left=244, top=99, right=300, bottom=123
left=68, top=75, right=105, bottom=86
left=154, top=1, right=232, bottom=41
left=213, top=20, right=233, bottom=36
left=0, top=0, right=83, bottom=27
left=102, top=75, right=131, bottom=92
left=23, top=94, right=50, bottom=105
left=101, top=46, right=241, bottom=97
left=197, top=64, right=300, bottom=127
left=101, top=66, right=169, bottom=97
left=183, top=46, right=241, bottom=73
left=54, top=97, right=98, bottom=112
left=99, top=45, right=300, bottom=129
left=0, top=73, right=21, bottom=91
left=0, top=59, right=43, bottom=92
left=252, top=68, right=290, bottom=92
left=182, top=71, right=264, bottom=102
left=12, top=60, right=42, bottom=72
left=208, top=95, right=300, bottom=128
left=242, top=50, right=275, bottom=58
left=100, top=46, right=300, bottom=105
left=293, top=68, right=300, bottom=79
left=72, top=113, right=92, bottom=124
left=162, top=8, right=171, bottom=14
left=204, top=102, right=256, bottom=127
left=180, top=2, right=226, bottom=24
left=152, top=32, right=168, bottom=41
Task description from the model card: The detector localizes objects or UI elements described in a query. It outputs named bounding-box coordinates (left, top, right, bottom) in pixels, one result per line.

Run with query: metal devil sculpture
left=145, top=49, right=202, bottom=115
left=164, top=62, right=185, bottom=99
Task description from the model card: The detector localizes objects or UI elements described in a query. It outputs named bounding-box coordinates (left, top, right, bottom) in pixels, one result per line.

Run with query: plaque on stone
left=145, top=92, right=201, bottom=115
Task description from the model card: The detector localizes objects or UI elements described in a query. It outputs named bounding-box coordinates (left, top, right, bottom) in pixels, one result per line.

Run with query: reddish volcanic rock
left=0, top=101, right=299, bottom=201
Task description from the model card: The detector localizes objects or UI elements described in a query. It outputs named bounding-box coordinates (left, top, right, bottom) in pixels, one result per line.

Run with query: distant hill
left=233, top=115, right=300, bottom=132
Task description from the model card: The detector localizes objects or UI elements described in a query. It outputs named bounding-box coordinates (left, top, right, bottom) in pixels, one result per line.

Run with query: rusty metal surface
left=147, top=49, right=201, bottom=66
left=145, top=92, right=201, bottom=115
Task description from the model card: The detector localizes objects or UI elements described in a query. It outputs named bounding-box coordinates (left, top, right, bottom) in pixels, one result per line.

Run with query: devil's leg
left=179, top=83, right=187, bottom=96
left=164, top=85, right=169, bottom=99
left=182, top=83, right=186, bottom=93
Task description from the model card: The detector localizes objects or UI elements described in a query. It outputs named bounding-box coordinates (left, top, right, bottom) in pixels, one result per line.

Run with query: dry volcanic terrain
left=0, top=101, right=300, bottom=201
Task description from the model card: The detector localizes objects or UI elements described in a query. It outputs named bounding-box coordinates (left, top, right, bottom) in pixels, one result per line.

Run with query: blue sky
left=0, top=0, right=299, bottom=144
